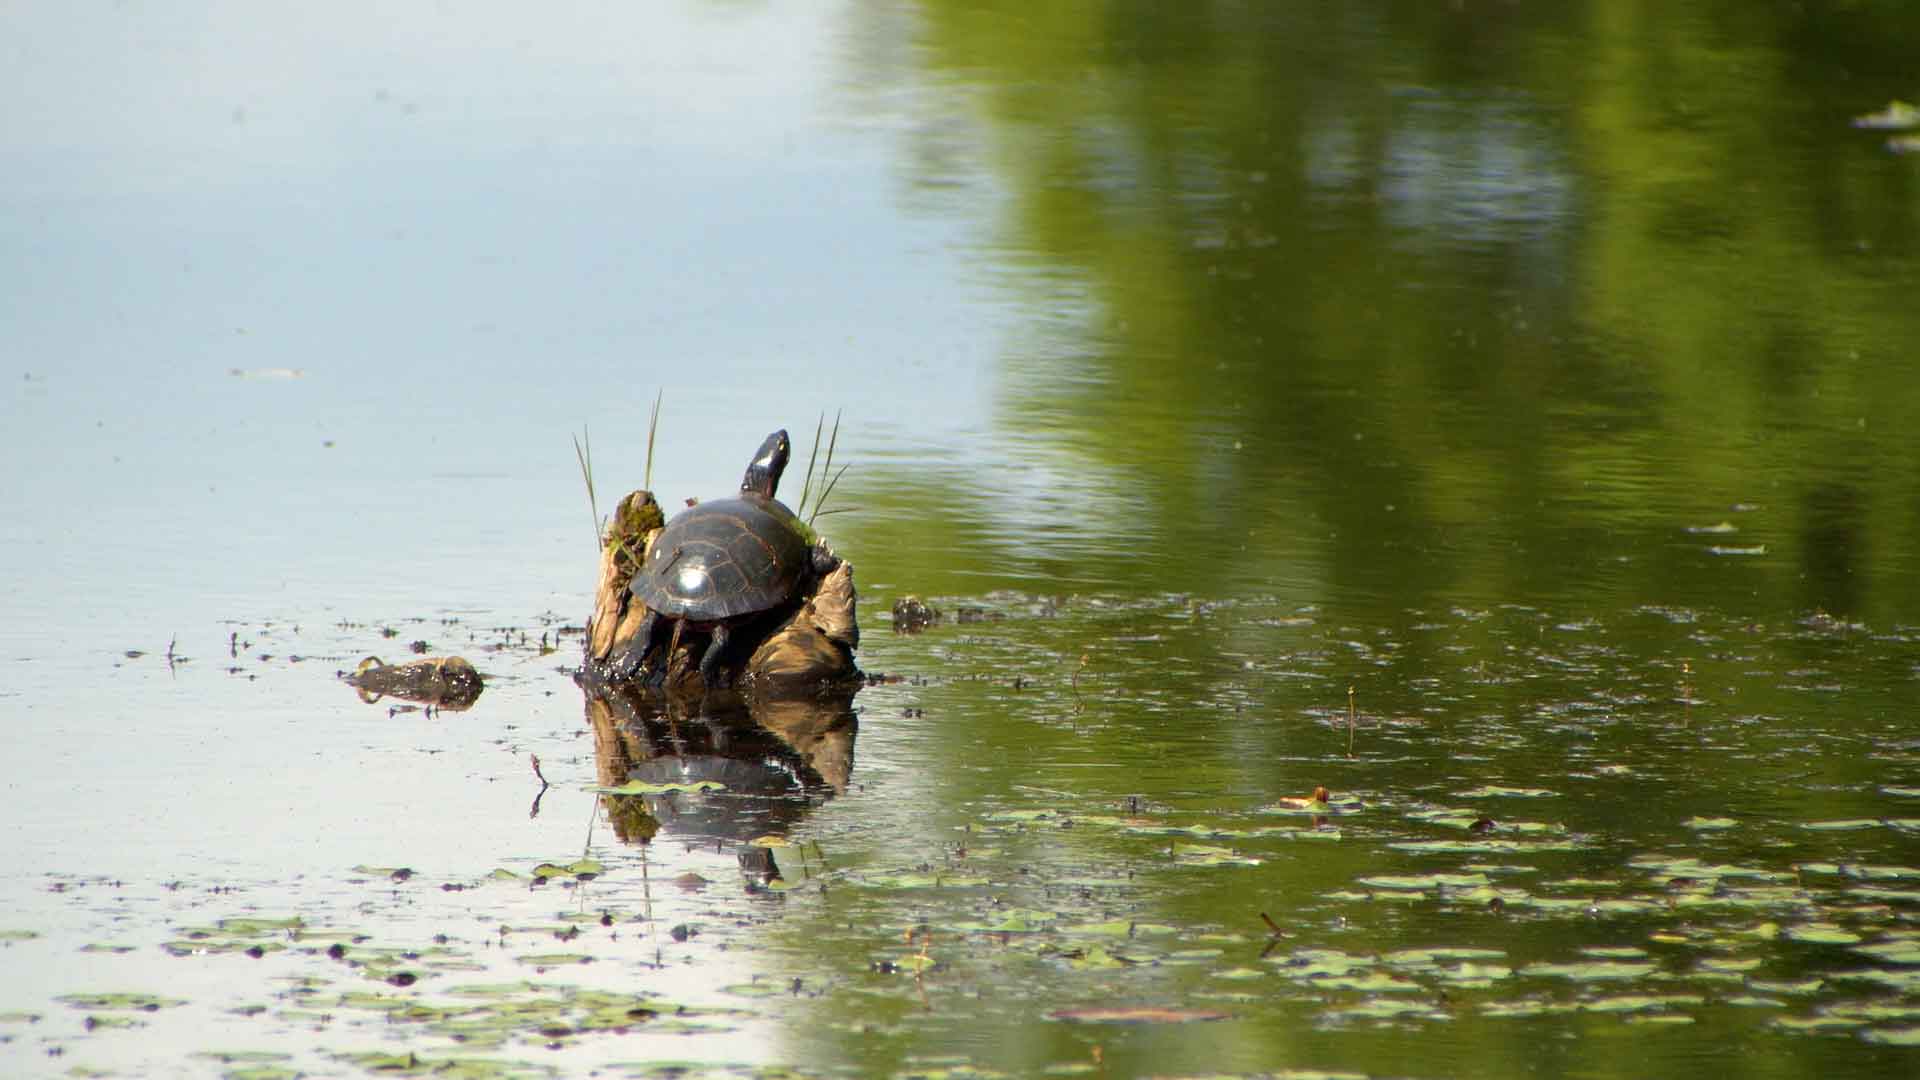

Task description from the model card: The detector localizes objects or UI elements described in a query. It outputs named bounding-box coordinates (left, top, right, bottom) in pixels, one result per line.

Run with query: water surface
left=4, top=1, right=1919, bottom=1077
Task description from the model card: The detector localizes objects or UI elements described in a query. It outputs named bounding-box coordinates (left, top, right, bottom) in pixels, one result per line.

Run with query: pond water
left=4, top=2, right=1920, bottom=1077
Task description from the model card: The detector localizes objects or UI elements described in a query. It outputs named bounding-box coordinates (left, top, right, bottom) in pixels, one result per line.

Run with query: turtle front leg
left=611, top=609, right=660, bottom=681
left=699, top=622, right=731, bottom=689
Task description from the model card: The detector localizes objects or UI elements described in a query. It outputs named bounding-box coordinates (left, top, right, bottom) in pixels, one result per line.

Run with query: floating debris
left=1852, top=100, right=1920, bottom=130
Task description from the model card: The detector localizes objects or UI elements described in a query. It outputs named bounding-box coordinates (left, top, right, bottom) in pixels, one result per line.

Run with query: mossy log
left=583, top=488, right=860, bottom=693
left=343, top=655, right=484, bottom=709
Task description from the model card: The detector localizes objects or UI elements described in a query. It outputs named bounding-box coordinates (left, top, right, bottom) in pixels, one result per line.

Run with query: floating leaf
left=1629, top=856, right=1788, bottom=881
left=1322, top=998, right=1448, bottom=1021
left=204, top=917, right=304, bottom=936
left=1863, top=1027, right=1920, bottom=1046
left=1171, top=843, right=1262, bottom=866
left=1784, top=923, right=1862, bottom=945
left=1383, top=947, right=1507, bottom=966
left=515, top=953, right=594, bottom=967
left=57, top=992, right=187, bottom=1011
left=1267, top=949, right=1373, bottom=978
left=1749, top=977, right=1825, bottom=995
left=530, top=860, right=603, bottom=880
left=1801, top=819, right=1882, bottom=832
left=591, top=779, right=725, bottom=795
left=1853, top=100, right=1920, bottom=130
left=1583, top=994, right=1704, bottom=1013
left=863, top=872, right=990, bottom=890
left=1520, top=961, right=1658, bottom=981
left=1357, top=873, right=1491, bottom=891
left=1058, top=920, right=1178, bottom=938
left=1390, top=838, right=1582, bottom=853
left=1774, top=1014, right=1864, bottom=1032
left=1064, top=945, right=1132, bottom=970
left=161, top=939, right=287, bottom=957
left=1306, top=971, right=1424, bottom=993
left=1830, top=968, right=1920, bottom=991
left=1048, top=1006, right=1229, bottom=1024
left=1853, top=941, right=1920, bottom=965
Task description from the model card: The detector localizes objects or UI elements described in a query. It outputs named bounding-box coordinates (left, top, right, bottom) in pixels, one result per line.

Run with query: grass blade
left=573, top=427, right=601, bottom=549
left=809, top=461, right=850, bottom=528
left=796, top=412, right=824, bottom=516
left=644, top=389, right=663, bottom=491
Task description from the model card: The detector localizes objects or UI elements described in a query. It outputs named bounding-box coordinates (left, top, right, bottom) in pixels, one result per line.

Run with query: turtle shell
left=631, top=495, right=813, bottom=621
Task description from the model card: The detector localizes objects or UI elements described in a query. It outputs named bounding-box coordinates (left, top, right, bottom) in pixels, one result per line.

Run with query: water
left=4, top=1, right=1920, bottom=1077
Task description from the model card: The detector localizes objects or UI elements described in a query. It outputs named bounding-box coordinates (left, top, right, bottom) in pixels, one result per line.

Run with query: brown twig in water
left=1259, top=910, right=1287, bottom=958
left=528, top=754, right=551, bottom=819
left=1346, top=684, right=1357, bottom=757
left=913, top=925, right=934, bottom=1011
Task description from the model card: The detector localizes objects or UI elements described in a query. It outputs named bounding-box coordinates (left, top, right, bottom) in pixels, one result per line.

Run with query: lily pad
left=516, top=953, right=595, bottom=967
left=1863, top=1027, right=1920, bottom=1046
left=591, top=779, right=726, bottom=795
left=57, top=992, right=187, bottom=1011
left=530, top=860, right=604, bottom=880
left=1784, top=923, right=1863, bottom=945
left=1853, top=941, right=1920, bottom=965
left=1801, top=819, right=1882, bottom=832
left=1047, top=1006, right=1229, bottom=1024
left=1357, top=873, right=1491, bottom=891
left=1520, top=961, right=1658, bottom=981
left=1170, top=842, right=1263, bottom=866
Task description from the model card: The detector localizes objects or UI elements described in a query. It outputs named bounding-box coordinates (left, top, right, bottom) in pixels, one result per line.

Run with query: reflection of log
left=753, top=696, right=854, bottom=793
left=342, top=655, right=483, bottom=709
left=583, top=488, right=860, bottom=694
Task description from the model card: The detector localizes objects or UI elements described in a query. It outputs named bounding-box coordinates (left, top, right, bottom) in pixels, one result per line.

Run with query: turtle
left=616, top=429, right=833, bottom=687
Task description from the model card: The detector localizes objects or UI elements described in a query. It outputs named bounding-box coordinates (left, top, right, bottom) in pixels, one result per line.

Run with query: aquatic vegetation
left=10, top=598, right=1920, bottom=1077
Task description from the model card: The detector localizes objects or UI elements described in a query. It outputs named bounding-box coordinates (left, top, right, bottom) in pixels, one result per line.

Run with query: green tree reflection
left=847, top=0, right=1920, bottom=626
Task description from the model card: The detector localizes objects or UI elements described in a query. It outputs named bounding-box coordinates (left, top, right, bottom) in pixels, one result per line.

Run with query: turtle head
left=741, top=429, right=790, bottom=498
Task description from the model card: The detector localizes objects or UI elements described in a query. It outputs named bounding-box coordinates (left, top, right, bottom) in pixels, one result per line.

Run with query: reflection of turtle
left=618, top=430, right=834, bottom=686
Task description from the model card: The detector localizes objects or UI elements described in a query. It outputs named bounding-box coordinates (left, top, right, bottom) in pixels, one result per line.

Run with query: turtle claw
left=698, top=623, right=731, bottom=689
